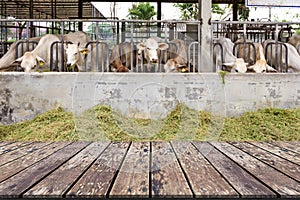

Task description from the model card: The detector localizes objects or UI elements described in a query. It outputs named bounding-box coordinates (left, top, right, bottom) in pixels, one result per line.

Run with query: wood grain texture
left=151, top=142, right=192, bottom=198
left=0, top=142, right=89, bottom=198
left=67, top=142, right=129, bottom=198
left=172, top=141, right=238, bottom=198
left=194, top=142, right=275, bottom=198
left=24, top=142, right=110, bottom=198
left=0, top=142, right=51, bottom=166
left=0, top=142, right=14, bottom=147
left=0, top=142, right=70, bottom=183
left=231, top=142, right=300, bottom=182
left=110, top=142, right=150, bottom=198
left=249, top=142, right=300, bottom=166
left=0, top=142, right=32, bottom=155
left=211, top=142, right=300, bottom=198
left=272, top=141, right=300, bottom=154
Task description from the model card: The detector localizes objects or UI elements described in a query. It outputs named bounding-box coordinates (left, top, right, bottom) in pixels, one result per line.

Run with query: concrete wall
left=0, top=72, right=299, bottom=125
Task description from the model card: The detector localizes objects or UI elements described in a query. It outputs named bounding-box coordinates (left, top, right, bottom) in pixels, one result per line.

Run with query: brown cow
left=109, top=37, right=169, bottom=72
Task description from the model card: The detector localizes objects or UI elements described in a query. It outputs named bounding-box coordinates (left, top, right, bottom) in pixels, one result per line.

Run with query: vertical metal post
left=121, top=20, right=126, bottom=43
left=157, top=1, right=162, bottom=38
left=130, top=23, right=134, bottom=70
left=95, top=22, right=99, bottom=71
left=78, top=0, right=83, bottom=31
left=61, top=22, right=65, bottom=71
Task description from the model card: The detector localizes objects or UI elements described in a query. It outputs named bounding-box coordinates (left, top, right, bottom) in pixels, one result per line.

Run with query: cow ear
left=223, top=62, right=234, bottom=67
left=14, top=56, right=23, bottom=63
left=136, top=42, right=146, bottom=50
left=36, top=55, right=46, bottom=67
left=79, top=48, right=89, bottom=55
left=266, top=64, right=277, bottom=72
left=158, top=43, right=169, bottom=50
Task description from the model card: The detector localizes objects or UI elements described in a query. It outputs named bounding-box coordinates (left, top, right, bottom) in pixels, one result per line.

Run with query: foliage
left=174, top=3, right=230, bottom=21
left=238, top=4, right=250, bottom=21
left=127, top=2, right=156, bottom=20
left=212, top=4, right=226, bottom=16
left=0, top=105, right=299, bottom=142
left=174, top=3, right=198, bottom=20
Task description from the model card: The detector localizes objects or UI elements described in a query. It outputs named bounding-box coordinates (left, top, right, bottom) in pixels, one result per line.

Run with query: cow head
left=164, top=59, right=189, bottom=73
left=14, top=52, right=46, bottom=73
left=136, top=38, right=169, bottom=63
left=65, top=43, right=89, bottom=71
left=223, top=58, right=248, bottom=73
left=247, top=60, right=277, bottom=73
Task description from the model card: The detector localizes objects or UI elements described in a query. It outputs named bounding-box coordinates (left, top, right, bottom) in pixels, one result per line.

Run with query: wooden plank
left=110, top=142, right=150, bottom=198
left=0, top=142, right=32, bottom=155
left=24, top=142, right=110, bottom=198
left=193, top=142, right=276, bottom=198
left=0, top=142, right=13, bottom=147
left=249, top=142, right=300, bottom=166
left=0, top=142, right=90, bottom=198
left=231, top=142, right=300, bottom=182
left=67, top=142, right=129, bottom=198
left=151, top=142, right=192, bottom=198
left=171, top=141, right=238, bottom=198
left=0, top=142, right=70, bottom=183
left=272, top=141, right=300, bottom=154
left=211, top=142, right=300, bottom=198
left=0, top=142, right=52, bottom=166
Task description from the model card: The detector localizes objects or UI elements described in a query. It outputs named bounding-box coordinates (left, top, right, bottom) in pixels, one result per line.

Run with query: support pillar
left=157, top=1, right=162, bottom=37
left=233, top=0, right=238, bottom=21
left=199, top=0, right=212, bottom=72
left=78, top=0, right=83, bottom=31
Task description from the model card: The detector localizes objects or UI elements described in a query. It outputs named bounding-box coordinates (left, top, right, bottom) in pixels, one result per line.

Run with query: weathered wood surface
left=172, top=141, right=238, bottom=198
left=0, top=141, right=298, bottom=199
left=0, top=142, right=51, bottom=166
left=67, top=142, right=129, bottom=198
left=211, top=142, right=300, bottom=198
left=193, top=142, right=276, bottom=198
left=249, top=142, right=300, bottom=166
left=24, top=142, right=110, bottom=198
left=151, top=142, right=192, bottom=198
left=110, top=142, right=150, bottom=198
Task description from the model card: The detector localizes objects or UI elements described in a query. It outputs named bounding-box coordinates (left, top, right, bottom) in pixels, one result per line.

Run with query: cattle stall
left=1, top=19, right=300, bottom=73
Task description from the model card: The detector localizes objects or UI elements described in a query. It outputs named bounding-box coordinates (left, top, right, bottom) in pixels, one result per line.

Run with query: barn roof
left=0, top=0, right=104, bottom=19
left=1, top=0, right=245, bottom=19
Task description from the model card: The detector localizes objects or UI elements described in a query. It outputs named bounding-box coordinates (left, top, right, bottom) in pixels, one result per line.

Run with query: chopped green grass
left=0, top=104, right=299, bottom=142
left=220, top=108, right=300, bottom=141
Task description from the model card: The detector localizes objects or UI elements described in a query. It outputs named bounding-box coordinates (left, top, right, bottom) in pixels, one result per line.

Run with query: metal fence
left=1, top=19, right=300, bottom=73
left=0, top=19, right=201, bottom=73
left=211, top=21, right=300, bottom=72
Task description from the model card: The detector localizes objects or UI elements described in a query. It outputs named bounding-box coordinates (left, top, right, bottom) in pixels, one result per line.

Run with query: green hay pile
left=0, top=104, right=299, bottom=142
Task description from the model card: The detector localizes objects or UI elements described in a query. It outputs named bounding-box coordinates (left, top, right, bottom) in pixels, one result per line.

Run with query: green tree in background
left=127, top=2, right=156, bottom=20
left=174, top=3, right=198, bottom=20
left=174, top=3, right=228, bottom=20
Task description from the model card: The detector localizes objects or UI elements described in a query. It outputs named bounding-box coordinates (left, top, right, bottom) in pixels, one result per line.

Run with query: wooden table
left=0, top=141, right=299, bottom=199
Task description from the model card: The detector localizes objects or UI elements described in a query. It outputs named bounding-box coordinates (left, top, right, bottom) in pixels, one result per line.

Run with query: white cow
left=234, top=38, right=276, bottom=73
left=14, top=31, right=90, bottom=72
left=247, top=43, right=277, bottom=73
left=263, top=39, right=300, bottom=73
left=0, top=36, right=41, bottom=71
left=288, top=34, right=300, bottom=53
left=213, top=37, right=248, bottom=73
left=136, top=37, right=169, bottom=72
left=65, top=42, right=109, bottom=72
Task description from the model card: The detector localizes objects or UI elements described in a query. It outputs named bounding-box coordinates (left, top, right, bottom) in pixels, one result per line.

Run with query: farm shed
left=0, top=0, right=245, bottom=20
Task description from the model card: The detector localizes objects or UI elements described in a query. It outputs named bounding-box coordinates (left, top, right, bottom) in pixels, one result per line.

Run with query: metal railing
left=2, top=19, right=300, bottom=73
